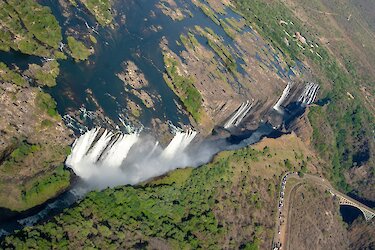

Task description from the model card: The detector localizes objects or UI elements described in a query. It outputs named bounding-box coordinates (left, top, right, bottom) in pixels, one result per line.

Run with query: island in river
left=0, top=0, right=374, bottom=249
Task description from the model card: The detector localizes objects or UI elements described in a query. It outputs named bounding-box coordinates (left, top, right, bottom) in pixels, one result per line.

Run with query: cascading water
left=162, top=129, right=197, bottom=158
left=298, top=82, right=319, bottom=105
left=66, top=127, right=199, bottom=188
left=224, top=101, right=253, bottom=129
left=273, top=82, right=292, bottom=113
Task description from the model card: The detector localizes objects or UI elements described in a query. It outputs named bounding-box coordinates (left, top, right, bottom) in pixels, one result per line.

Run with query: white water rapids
left=298, top=82, right=320, bottom=105
left=273, top=82, right=292, bottom=113
left=224, top=101, right=253, bottom=129
left=65, top=127, right=209, bottom=189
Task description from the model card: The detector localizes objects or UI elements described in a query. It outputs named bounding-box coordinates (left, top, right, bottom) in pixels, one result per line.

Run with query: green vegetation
left=220, top=19, right=236, bottom=39
left=225, top=18, right=244, bottom=32
left=36, top=91, right=60, bottom=118
left=22, top=165, right=70, bottom=204
left=148, top=168, right=193, bottom=187
left=193, top=1, right=220, bottom=26
left=26, top=61, right=60, bottom=87
left=234, top=0, right=374, bottom=193
left=194, top=1, right=238, bottom=39
left=163, top=53, right=203, bottom=121
left=1, top=144, right=280, bottom=249
left=2, top=135, right=310, bottom=248
left=0, top=0, right=62, bottom=57
left=89, top=34, right=98, bottom=44
left=68, top=0, right=78, bottom=7
left=10, top=0, right=62, bottom=48
left=1, top=148, right=70, bottom=210
left=80, top=0, right=113, bottom=26
left=0, top=62, right=27, bottom=87
left=67, top=36, right=91, bottom=61
left=242, top=239, right=260, bottom=250
left=180, top=32, right=200, bottom=51
left=2, top=142, right=41, bottom=167
left=0, top=140, right=71, bottom=211
left=196, top=26, right=237, bottom=73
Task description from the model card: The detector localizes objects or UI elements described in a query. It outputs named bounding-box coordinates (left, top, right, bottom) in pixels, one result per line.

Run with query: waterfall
left=273, top=82, right=292, bottom=113
left=162, top=129, right=197, bottom=158
left=65, top=127, right=198, bottom=188
left=100, top=133, right=139, bottom=168
left=298, top=82, right=319, bottom=105
left=224, top=101, right=253, bottom=129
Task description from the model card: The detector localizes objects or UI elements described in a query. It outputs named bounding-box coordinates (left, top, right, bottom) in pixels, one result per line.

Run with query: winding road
left=271, top=172, right=375, bottom=250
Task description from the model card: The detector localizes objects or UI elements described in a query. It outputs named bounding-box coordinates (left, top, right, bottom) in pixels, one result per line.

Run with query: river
left=0, top=0, right=303, bottom=238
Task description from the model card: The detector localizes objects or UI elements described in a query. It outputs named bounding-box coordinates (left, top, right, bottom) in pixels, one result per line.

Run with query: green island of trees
left=0, top=0, right=63, bottom=57
left=67, top=36, right=92, bottom=62
left=26, top=61, right=60, bottom=87
left=0, top=62, right=27, bottom=87
left=79, top=0, right=113, bottom=26
left=163, top=53, right=203, bottom=122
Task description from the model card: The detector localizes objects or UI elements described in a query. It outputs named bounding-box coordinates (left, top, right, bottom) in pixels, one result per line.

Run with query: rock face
left=158, top=16, right=308, bottom=134
left=0, top=81, right=73, bottom=211
left=286, top=108, right=313, bottom=145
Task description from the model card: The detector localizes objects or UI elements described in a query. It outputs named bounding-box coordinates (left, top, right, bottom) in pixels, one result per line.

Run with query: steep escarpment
left=1, top=134, right=317, bottom=249
left=0, top=0, right=116, bottom=212
left=233, top=0, right=374, bottom=202
left=158, top=0, right=310, bottom=134
left=0, top=77, right=73, bottom=211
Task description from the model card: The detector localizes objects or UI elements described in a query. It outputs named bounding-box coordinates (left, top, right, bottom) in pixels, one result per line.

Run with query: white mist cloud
left=66, top=128, right=227, bottom=190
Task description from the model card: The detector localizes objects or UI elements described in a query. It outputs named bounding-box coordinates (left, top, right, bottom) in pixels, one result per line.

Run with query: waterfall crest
left=298, top=82, right=320, bottom=105
left=224, top=101, right=253, bottom=129
left=162, top=129, right=197, bottom=158
left=66, top=127, right=201, bottom=188
left=273, top=82, right=292, bottom=113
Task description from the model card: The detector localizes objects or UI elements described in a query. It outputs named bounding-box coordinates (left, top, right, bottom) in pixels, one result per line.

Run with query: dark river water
left=0, top=0, right=323, bottom=238
left=1, top=0, right=294, bottom=129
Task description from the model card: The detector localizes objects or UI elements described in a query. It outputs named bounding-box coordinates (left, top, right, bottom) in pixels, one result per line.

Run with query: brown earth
left=287, top=184, right=349, bottom=250
left=282, top=0, right=375, bottom=115
left=0, top=81, right=73, bottom=210
left=156, top=0, right=186, bottom=21
left=347, top=218, right=375, bottom=249
left=117, top=60, right=149, bottom=89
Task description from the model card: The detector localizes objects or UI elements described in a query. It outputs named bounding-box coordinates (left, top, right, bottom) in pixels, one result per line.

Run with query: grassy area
left=10, top=0, right=62, bottom=49
left=26, top=61, right=60, bottom=87
left=0, top=140, right=71, bottom=211
left=36, top=91, right=60, bottom=118
left=0, top=0, right=62, bottom=57
left=0, top=62, right=27, bottom=87
left=1, top=142, right=41, bottom=169
left=67, top=36, right=92, bottom=61
left=163, top=53, right=203, bottom=122
left=195, top=26, right=237, bottom=73
left=234, top=0, right=374, bottom=193
left=193, top=0, right=220, bottom=25
left=1, top=134, right=313, bottom=248
left=0, top=138, right=70, bottom=208
left=79, top=0, right=113, bottom=26
left=22, top=165, right=70, bottom=205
